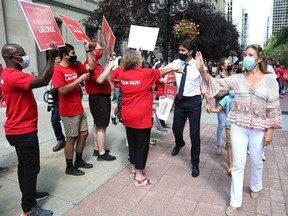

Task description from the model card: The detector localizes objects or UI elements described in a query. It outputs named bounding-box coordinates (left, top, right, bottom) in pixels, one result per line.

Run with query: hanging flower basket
left=172, top=19, right=200, bottom=41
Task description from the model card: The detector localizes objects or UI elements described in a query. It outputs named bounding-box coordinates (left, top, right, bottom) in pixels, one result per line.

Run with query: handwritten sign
left=18, top=0, right=64, bottom=51
left=156, top=97, right=174, bottom=121
left=57, top=13, right=90, bottom=42
left=101, top=16, right=116, bottom=57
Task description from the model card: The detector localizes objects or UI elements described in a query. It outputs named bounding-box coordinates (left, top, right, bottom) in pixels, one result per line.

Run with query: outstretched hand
left=195, top=51, right=205, bottom=73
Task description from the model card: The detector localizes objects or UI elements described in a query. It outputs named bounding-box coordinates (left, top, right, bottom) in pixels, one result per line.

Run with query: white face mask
left=16, top=55, right=30, bottom=69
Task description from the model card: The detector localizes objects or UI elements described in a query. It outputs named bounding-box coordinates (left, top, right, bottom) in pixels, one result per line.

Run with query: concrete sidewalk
left=0, top=95, right=288, bottom=216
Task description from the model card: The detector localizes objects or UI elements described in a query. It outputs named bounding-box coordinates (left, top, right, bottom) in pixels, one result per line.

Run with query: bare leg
left=65, top=136, right=77, bottom=159
left=92, top=125, right=98, bottom=151
left=75, top=130, right=88, bottom=153
left=95, top=126, right=107, bottom=155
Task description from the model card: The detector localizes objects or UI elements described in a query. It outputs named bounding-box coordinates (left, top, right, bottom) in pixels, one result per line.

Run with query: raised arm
left=29, top=42, right=59, bottom=89
left=195, top=51, right=211, bottom=84
left=84, top=41, right=94, bottom=71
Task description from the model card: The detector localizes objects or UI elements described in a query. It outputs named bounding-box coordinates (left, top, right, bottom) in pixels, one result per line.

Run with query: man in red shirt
left=1, top=42, right=58, bottom=216
left=52, top=43, right=94, bottom=176
left=85, top=40, right=116, bottom=161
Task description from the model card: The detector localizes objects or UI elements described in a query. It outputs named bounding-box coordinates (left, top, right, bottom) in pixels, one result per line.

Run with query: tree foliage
left=83, top=1, right=240, bottom=61
left=264, top=27, right=288, bottom=64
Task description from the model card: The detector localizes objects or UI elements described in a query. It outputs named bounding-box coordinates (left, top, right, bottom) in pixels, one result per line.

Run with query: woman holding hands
left=195, top=44, right=282, bottom=216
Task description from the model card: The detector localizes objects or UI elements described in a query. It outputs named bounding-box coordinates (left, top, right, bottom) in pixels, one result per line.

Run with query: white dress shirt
left=167, top=58, right=203, bottom=97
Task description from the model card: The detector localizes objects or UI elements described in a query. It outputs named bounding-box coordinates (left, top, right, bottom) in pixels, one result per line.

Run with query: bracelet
left=85, top=49, right=91, bottom=53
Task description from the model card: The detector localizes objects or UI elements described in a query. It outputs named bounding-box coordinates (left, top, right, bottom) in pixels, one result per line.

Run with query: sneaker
left=52, top=140, right=65, bottom=152
left=93, top=149, right=110, bottom=157
left=0, top=167, right=8, bottom=173
left=247, top=150, right=250, bottom=155
left=251, top=190, right=260, bottom=199
left=35, top=191, right=49, bottom=202
left=21, top=206, right=53, bottom=216
left=111, top=116, right=117, bottom=125
left=262, top=148, right=266, bottom=161
left=65, top=166, right=85, bottom=176
left=227, top=167, right=233, bottom=175
left=226, top=206, right=238, bottom=216
left=97, top=152, right=116, bottom=161
left=118, top=118, right=123, bottom=124
left=74, top=160, right=93, bottom=169
left=216, top=145, right=222, bottom=156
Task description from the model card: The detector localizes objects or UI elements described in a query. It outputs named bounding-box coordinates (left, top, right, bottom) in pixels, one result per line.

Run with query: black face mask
left=68, top=55, right=77, bottom=64
left=179, top=53, right=188, bottom=61
left=227, top=65, right=232, bottom=71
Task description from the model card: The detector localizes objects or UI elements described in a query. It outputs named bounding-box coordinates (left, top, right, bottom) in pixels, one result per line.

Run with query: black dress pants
left=6, top=130, right=40, bottom=212
left=172, top=95, right=202, bottom=167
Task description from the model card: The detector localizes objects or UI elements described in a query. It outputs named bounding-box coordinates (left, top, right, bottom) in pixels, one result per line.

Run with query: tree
left=82, top=1, right=240, bottom=61
left=265, top=27, right=288, bottom=64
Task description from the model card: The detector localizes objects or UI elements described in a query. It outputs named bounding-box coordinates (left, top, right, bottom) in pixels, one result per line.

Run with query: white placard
left=127, top=25, right=159, bottom=51
left=156, top=97, right=174, bottom=121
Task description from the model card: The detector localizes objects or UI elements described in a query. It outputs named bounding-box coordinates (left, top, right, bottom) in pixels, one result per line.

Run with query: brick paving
left=65, top=96, right=288, bottom=216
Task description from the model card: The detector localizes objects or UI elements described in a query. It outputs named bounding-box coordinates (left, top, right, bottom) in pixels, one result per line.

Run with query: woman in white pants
left=195, top=44, right=282, bottom=216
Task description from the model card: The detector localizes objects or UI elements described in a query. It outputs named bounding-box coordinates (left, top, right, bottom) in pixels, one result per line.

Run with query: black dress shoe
left=191, top=167, right=200, bottom=178
left=171, top=147, right=181, bottom=156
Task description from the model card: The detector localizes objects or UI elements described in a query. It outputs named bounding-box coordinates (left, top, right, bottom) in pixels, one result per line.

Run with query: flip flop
left=134, top=177, right=153, bottom=186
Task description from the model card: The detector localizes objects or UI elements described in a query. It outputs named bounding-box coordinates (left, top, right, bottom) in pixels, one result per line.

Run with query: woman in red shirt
left=120, top=50, right=181, bottom=186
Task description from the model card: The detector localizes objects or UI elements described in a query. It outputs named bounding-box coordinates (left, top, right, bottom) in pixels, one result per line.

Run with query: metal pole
left=163, top=5, right=169, bottom=62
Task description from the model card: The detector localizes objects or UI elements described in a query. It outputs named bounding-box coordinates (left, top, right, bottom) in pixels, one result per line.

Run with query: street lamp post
left=148, top=0, right=189, bottom=62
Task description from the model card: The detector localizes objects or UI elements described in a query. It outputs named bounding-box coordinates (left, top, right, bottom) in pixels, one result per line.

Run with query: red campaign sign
left=101, top=16, right=116, bottom=57
left=165, top=84, right=177, bottom=100
left=18, top=0, right=64, bottom=51
left=57, top=13, right=90, bottom=42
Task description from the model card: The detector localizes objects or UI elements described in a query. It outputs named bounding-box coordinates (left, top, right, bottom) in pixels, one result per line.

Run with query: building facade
left=271, top=0, right=288, bottom=35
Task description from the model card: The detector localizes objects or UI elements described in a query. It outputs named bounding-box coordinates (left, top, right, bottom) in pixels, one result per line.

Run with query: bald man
left=1, top=43, right=58, bottom=216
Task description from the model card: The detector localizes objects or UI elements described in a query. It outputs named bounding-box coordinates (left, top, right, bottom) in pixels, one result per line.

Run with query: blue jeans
left=217, top=109, right=225, bottom=145
left=6, top=130, right=40, bottom=212
left=51, top=98, right=65, bottom=141
left=172, top=95, right=202, bottom=167
left=113, top=87, right=120, bottom=100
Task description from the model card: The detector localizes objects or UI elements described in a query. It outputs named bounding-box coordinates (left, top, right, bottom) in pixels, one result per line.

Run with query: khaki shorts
left=61, top=113, right=88, bottom=137
left=225, top=125, right=231, bottom=149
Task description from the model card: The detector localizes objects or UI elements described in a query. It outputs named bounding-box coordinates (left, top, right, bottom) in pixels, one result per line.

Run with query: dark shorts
left=89, top=94, right=111, bottom=127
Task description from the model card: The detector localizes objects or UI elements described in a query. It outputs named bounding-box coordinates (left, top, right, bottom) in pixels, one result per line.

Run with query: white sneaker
left=216, top=145, right=222, bottom=156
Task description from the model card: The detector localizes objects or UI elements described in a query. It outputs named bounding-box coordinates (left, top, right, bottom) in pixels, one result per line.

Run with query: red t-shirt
left=110, top=67, right=123, bottom=88
left=155, top=79, right=165, bottom=97
left=1, top=67, right=37, bottom=135
left=52, top=64, right=86, bottom=117
left=85, top=60, right=111, bottom=95
left=120, top=67, right=160, bottom=129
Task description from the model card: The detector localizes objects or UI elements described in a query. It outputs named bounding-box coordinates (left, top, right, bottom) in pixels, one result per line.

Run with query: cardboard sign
left=101, top=16, right=116, bottom=57
left=156, top=97, right=174, bottom=121
left=165, top=84, right=177, bottom=100
left=57, top=13, right=90, bottom=42
left=18, top=0, right=65, bottom=51
left=128, top=25, right=159, bottom=51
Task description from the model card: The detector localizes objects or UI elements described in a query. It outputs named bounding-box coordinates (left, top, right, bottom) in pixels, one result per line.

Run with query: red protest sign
left=101, top=16, right=116, bottom=57
left=18, top=0, right=64, bottom=51
left=57, top=13, right=90, bottom=42
left=165, top=84, right=177, bottom=100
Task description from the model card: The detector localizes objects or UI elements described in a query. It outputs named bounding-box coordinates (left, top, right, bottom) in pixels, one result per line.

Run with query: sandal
left=130, top=171, right=146, bottom=179
left=134, top=177, right=153, bottom=186
left=150, top=138, right=157, bottom=145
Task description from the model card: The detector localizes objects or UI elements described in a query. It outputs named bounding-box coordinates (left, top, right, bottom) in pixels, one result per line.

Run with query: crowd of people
left=0, top=38, right=284, bottom=216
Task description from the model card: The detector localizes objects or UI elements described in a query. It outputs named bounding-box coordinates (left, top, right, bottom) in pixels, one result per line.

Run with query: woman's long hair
left=214, top=57, right=229, bottom=77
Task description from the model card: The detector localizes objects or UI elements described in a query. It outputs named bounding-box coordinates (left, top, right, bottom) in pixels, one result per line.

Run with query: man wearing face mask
left=52, top=43, right=94, bottom=176
left=166, top=39, right=203, bottom=178
left=85, top=40, right=116, bottom=161
left=1, top=42, right=59, bottom=216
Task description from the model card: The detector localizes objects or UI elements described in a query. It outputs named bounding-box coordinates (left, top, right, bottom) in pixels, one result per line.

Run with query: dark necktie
left=177, top=63, right=188, bottom=100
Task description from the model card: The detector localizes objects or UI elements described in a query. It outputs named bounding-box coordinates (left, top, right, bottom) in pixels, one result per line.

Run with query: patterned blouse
left=208, top=73, right=282, bottom=130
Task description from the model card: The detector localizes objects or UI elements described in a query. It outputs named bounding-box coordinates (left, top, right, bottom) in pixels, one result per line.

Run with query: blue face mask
left=16, top=55, right=30, bottom=69
left=243, top=56, right=256, bottom=70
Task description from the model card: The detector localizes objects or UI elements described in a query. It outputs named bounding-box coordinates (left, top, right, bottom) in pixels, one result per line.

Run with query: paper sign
left=57, top=13, right=90, bottom=42
left=165, top=84, right=177, bottom=100
left=128, top=25, right=159, bottom=51
left=18, top=0, right=65, bottom=51
left=101, top=16, right=116, bottom=57
left=156, top=97, right=174, bottom=121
